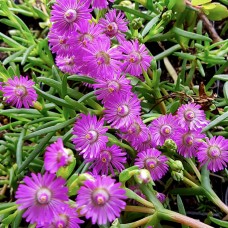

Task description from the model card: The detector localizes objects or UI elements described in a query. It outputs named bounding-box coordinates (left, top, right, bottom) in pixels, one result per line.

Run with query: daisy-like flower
left=176, top=103, right=209, bottom=131
left=76, top=175, right=126, bottom=225
left=173, top=129, right=205, bottom=158
left=94, top=73, right=132, bottom=103
left=56, top=54, right=80, bottom=74
left=87, top=145, right=126, bottom=176
left=197, top=136, right=228, bottom=172
left=50, top=0, right=91, bottom=35
left=44, top=138, right=73, bottom=173
left=92, top=0, right=114, bottom=9
left=68, top=20, right=107, bottom=49
left=120, top=116, right=149, bottom=145
left=15, top=172, right=68, bottom=226
left=135, top=148, right=168, bottom=181
left=149, top=114, right=178, bottom=146
left=41, top=205, right=84, bottom=228
left=119, top=40, right=152, bottom=77
left=99, top=9, right=128, bottom=42
left=131, top=129, right=155, bottom=152
left=104, top=93, right=141, bottom=129
left=83, top=39, right=122, bottom=78
left=48, top=28, right=72, bottom=55
left=72, top=114, right=108, bottom=159
left=0, top=76, right=37, bottom=109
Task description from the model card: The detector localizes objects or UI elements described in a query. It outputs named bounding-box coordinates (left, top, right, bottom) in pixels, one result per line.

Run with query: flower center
left=100, top=150, right=112, bottom=163
left=117, top=104, right=130, bottom=117
left=96, top=51, right=110, bottom=65
left=183, top=134, right=193, bottom=146
left=129, top=52, right=142, bottom=63
left=160, top=125, right=172, bottom=136
left=106, top=22, right=118, bottom=36
left=208, top=146, right=221, bottom=158
left=15, top=85, right=27, bottom=97
left=85, top=130, right=98, bottom=143
left=108, top=80, right=120, bottom=93
left=184, top=110, right=195, bottom=121
left=80, top=34, right=93, bottom=47
left=92, top=188, right=110, bottom=206
left=145, top=158, right=157, bottom=170
left=64, top=9, right=77, bottom=23
left=128, top=122, right=141, bottom=135
left=36, top=188, right=52, bottom=205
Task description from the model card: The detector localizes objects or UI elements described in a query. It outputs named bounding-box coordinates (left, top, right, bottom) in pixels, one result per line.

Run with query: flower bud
left=134, top=169, right=153, bottom=184
left=131, top=18, right=143, bottom=30
left=163, top=139, right=177, bottom=153
left=171, top=170, right=184, bottom=181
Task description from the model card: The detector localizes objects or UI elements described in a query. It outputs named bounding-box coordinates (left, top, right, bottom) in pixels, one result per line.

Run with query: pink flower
left=173, top=129, right=205, bottom=158
left=76, top=175, right=126, bottom=225
left=87, top=145, right=126, bottom=176
left=44, top=138, right=73, bottom=173
left=15, top=173, right=68, bottom=226
left=119, top=40, right=152, bottom=76
left=149, top=114, right=178, bottom=146
left=94, top=73, right=132, bottom=103
left=176, top=103, right=209, bottom=131
left=92, top=0, right=114, bottom=9
left=0, top=76, right=37, bottom=109
left=72, top=114, right=108, bottom=158
left=50, top=0, right=91, bottom=35
left=104, top=93, right=141, bottom=129
left=135, top=148, right=168, bottom=181
left=197, top=136, right=228, bottom=172
left=99, top=9, right=128, bottom=42
left=83, top=39, right=121, bottom=77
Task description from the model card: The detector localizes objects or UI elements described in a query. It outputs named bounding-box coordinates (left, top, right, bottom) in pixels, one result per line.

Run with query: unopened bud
left=171, top=170, right=184, bottom=181
left=163, top=139, right=177, bottom=153
left=134, top=169, right=152, bottom=184
left=131, top=18, right=143, bottom=30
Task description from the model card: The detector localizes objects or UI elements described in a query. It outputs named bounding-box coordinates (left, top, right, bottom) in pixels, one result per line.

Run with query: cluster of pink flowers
left=5, top=0, right=228, bottom=227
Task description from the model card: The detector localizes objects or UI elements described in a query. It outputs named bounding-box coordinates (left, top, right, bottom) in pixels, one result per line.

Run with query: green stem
left=119, top=215, right=153, bottom=228
left=186, top=158, right=201, bottom=181
left=183, top=176, right=199, bottom=188
left=142, top=69, right=152, bottom=88
left=124, top=205, right=154, bottom=214
left=159, top=209, right=213, bottom=228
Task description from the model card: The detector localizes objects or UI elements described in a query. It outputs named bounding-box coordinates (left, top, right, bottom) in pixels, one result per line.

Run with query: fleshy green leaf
left=191, top=0, right=211, bottom=6
left=202, top=3, right=228, bottom=20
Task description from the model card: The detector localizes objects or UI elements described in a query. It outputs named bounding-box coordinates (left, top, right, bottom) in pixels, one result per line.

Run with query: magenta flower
left=104, top=93, right=141, bottom=129
left=94, top=73, right=132, bottom=103
left=0, top=76, right=37, bottom=109
left=87, top=145, right=126, bottom=176
left=92, top=0, right=114, bottom=9
left=119, top=40, right=152, bottom=76
left=15, top=173, right=68, bottom=226
left=197, top=136, right=228, bottom=172
left=149, top=114, right=178, bottom=146
left=131, top=129, right=155, bottom=152
left=44, top=138, right=73, bottom=173
left=50, top=0, right=91, bottom=35
left=176, top=103, right=209, bottom=131
left=83, top=39, right=122, bottom=77
left=41, top=205, right=83, bottom=228
left=56, top=54, right=80, bottom=74
left=120, top=116, right=149, bottom=145
left=76, top=175, right=126, bottom=225
left=135, top=148, right=168, bottom=181
left=68, top=20, right=107, bottom=49
left=72, top=114, right=108, bottom=158
left=156, top=192, right=166, bottom=203
left=99, top=9, right=128, bottom=42
left=173, top=129, right=205, bottom=158
left=48, top=28, right=72, bottom=55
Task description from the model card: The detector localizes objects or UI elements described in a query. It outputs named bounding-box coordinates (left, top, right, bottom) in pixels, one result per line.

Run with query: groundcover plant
left=0, top=0, right=228, bottom=227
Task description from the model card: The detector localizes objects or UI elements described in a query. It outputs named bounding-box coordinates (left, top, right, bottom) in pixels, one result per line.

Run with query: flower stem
left=124, top=205, right=154, bottom=214
left=119, top=215, right=153, bottom=228
left=185, top=158, right=201, bottom=181
left=159, top=209, right=213, bottom=228
left=183, top=176, right=199, bottom=188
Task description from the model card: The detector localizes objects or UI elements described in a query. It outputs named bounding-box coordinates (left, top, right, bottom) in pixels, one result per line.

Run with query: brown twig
left=198, top=13, right=223, bottom=43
